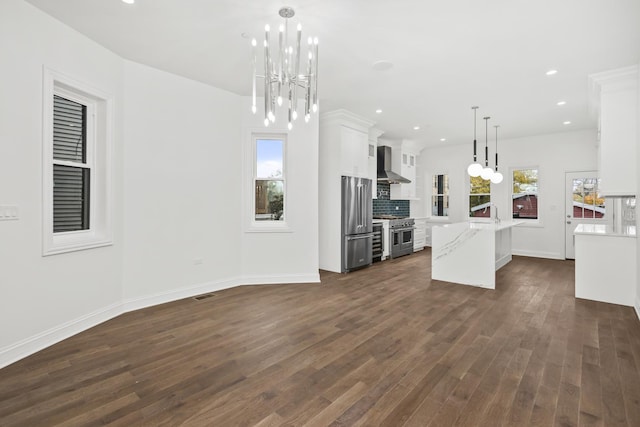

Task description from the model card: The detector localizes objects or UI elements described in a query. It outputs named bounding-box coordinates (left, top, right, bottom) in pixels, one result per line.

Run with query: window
left=53, top=95, right=90, bottom=232
left=469, top=176, right=491, bottom=218
left=254, top=136, right=285, bottom=221
left=571, top=177, right=605, bottom=218
left=43, top=69, right=113, bottom=255
left=512, top=168, right=539, bottom=219
left=431, top=174, right=449, bottom=216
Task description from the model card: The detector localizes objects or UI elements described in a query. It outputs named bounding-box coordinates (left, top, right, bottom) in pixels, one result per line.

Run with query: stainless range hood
left=377, top=146, right=411, bottom=184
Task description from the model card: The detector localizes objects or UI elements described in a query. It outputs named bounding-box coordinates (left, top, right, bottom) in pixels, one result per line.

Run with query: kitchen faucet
left=490, top=203, right=500, bottom=223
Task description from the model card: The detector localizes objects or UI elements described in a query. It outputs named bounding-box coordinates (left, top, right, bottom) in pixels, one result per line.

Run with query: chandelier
left=251, top=7, right=318, bottom=130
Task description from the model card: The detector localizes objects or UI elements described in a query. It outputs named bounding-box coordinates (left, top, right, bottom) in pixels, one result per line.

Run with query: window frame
left=42, top=68, right=114, bottom=255
left=511, top=166, right=542, bottom=227
left=468, top=175, right=492, bottom=220
left=431, top=173, right=449, bottom=218
left=247, top=132, right=291, bottom=233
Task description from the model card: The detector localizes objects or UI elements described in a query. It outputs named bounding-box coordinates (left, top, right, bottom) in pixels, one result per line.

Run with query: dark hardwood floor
left=2, top=250, right=640, bottom=426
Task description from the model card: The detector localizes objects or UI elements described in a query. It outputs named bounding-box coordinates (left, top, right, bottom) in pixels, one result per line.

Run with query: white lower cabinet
left=414, top=218, right=427, bottom=251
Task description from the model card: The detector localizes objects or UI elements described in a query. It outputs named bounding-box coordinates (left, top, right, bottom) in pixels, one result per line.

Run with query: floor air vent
left=193, top=293, right=215, bottom=301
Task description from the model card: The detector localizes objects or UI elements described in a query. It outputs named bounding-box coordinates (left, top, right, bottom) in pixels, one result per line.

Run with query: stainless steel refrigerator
left=341, top=176, right=373, bottom=272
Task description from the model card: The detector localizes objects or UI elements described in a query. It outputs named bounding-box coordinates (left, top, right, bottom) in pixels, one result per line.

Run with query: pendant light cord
left=494, top=125, right=500, bottom=171
left=472, top=106, right=478, bottom=161
left=484, top=116, right=490, bottom=167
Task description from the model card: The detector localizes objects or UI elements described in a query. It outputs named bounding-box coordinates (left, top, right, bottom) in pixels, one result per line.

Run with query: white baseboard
left=0, top=272, right=321, bottom=369
left=121, top=276, right=244, bottom=313
left=0, top=301, right=122, bottom=370
left=635, top=296, right=640, bottom=322
left=241, top=273, right=321, bottom=285
left=512, top=249, right=564, bottom=260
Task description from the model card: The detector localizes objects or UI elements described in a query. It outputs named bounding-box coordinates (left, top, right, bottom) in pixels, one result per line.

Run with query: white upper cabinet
left=589, top=66, right=638, bottom=196
left=339, top=125, right=369, bottom=178
left=390, top=145, right=418, bottom=200
left=368, top=128, right=384, bottom=199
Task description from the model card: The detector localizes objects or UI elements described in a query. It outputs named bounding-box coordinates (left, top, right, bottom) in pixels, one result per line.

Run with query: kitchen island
left=431, top=220, right=523, bottom=289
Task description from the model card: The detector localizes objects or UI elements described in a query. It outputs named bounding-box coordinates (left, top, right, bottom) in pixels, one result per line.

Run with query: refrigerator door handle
left=346, top=233, right=374, bottom=241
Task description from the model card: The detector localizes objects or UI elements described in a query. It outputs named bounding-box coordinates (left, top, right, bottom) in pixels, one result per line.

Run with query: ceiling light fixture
left=563, top=121, right=571, bottom=125
left=557, top=100, right=566, bottom=106
left=413, top=126, right=420, bottom=130
left=467, top=106, right=482, bottom=177
left=490, top=125, right=503, bottom=184
left=251, top=7, right=318, bottom=130
left=480, top=116, right=494, bottom=180
left=375, top=109, right=382, bottom=114
left=440, top=138, right=446, bottom=142
left=122, top=0, right=134, bottom=4
left=546, top=69, right=558, bottom=76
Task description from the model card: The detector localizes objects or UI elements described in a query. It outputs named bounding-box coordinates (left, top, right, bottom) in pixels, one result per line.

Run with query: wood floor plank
left=1, top=251, right=639, bottom=426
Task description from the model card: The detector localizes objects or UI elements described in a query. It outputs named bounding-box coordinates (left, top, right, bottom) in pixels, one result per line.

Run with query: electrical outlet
left=0, top=205, right=19, bottom=221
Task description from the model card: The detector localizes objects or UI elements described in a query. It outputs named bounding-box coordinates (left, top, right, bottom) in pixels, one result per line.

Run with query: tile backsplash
left=373, top=182, right=410, bottom=217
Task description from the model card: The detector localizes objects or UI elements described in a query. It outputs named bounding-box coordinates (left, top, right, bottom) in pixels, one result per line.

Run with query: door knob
left=566, top=221, right=571, bottom=224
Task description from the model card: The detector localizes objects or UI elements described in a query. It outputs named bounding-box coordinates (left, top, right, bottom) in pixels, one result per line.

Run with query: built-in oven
left=389, top=218, right=415, bottom=259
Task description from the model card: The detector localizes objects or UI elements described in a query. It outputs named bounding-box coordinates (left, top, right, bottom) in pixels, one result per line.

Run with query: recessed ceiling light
left=122, top=0, right=135, bottom=4
left=557, top=101, right=566, bottom=106
left=413, top=126, right=420, bottom=130
left=546, top=69, right=558, bottom=76
left=375, top=109, right=382, bottom=114
left=563, top=121, right=571, bottom=125
left=372, top=60, right=394, bottom=71
left=440, top=138, right=446, bottom=142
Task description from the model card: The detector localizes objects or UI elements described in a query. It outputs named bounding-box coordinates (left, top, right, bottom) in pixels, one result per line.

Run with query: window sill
left=512, top=219, right=543, bottom=228
left=246, top=221, right=293, bottom=233
left=43, top=231, right=113, bottom=256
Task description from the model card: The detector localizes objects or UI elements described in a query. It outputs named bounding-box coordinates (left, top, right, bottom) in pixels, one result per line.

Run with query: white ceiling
left=25, top=0, right=640, bottom=148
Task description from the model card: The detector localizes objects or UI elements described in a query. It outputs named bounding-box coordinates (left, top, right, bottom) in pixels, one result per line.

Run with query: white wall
left=0, top=0, right=125, bottom=365
left=637, top=62, right=640, bottom=317
left=417, top=129, right=598, bottom=259
left=240, top=98, right=320, bottom=283
left=122, top=61, right=243, bottom=306
left=0, top=0, right=321, bottom=369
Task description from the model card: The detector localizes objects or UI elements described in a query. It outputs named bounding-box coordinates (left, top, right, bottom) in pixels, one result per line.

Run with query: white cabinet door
left=339, top=126, right=369, bottom=178
left=390, top=151, right=418, bottom=199
left=590, top=66, right=638, bottom=196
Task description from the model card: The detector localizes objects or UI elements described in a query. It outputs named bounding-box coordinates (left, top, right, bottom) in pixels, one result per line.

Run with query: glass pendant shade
left=490, top=171, right=504, bottom=184
left=467, top=162, right=483, bottom=177
left=480, top=167, right=494, bottom=180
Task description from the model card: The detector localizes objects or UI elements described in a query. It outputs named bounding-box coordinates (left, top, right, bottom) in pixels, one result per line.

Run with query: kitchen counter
left=431, top=221, right=522, bottom=289
left=574, top=223, right=637, bottom=306
left=574, top=223, right=636, bottom=238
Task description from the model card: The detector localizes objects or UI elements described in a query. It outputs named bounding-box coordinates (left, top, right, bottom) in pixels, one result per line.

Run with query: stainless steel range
left=389, top=217, right=415, bottom=259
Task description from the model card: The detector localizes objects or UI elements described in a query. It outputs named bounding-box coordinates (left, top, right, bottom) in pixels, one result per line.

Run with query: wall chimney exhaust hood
left=377, top=146, right=411, bottom=184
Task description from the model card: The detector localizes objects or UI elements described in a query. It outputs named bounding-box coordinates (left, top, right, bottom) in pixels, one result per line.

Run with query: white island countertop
left=574, top=224, right=636, bottom=238
left=431, top=220, right=523, bottom=289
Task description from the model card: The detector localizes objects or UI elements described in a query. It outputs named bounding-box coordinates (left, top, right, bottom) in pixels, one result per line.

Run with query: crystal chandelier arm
left=292, top=24, right=302, bottom=118
left=305, top=43, right=312, bottom=117
left=264, top=28, right=270, bottom=125
left=313, top=38, right=319, bottom=111
left=278, top=26, right=284, bottom=103
left=251, top=39, right=257, bottom=114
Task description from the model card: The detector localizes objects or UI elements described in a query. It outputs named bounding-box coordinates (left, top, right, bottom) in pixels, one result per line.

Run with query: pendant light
left=490, top=125, right=504, bottom=184
left=480, top=116, right=494, bottom=180
left=466, top=106, right=482, bottom=177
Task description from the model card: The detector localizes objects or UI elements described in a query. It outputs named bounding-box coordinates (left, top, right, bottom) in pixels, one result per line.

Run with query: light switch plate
left=0, top=205, right=19, bottom=221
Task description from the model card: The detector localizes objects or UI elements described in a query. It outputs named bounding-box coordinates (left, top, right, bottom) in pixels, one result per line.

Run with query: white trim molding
left=42, top=67, right=114, bottom=256
left=0, top=273, right=321, bottom=369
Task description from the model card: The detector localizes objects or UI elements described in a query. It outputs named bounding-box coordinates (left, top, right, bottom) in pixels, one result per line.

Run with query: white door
left=565, top=171, right=608, bottom=259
